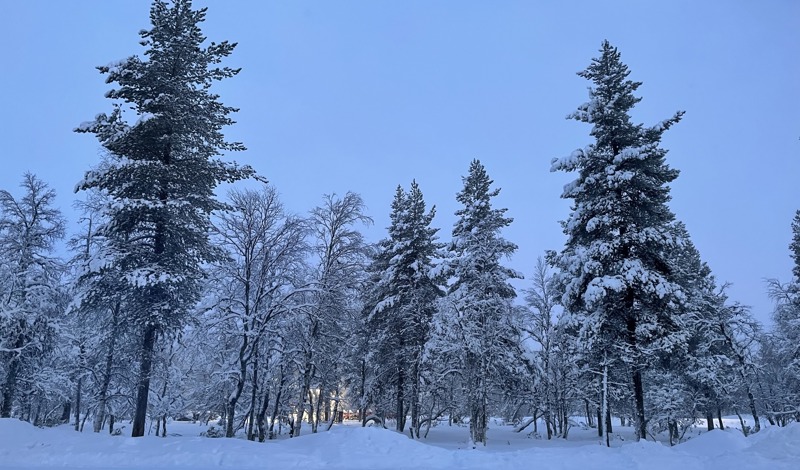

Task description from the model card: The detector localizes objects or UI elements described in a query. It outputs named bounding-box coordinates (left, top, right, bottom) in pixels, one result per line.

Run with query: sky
left=1, top=0, right=798, bottom=324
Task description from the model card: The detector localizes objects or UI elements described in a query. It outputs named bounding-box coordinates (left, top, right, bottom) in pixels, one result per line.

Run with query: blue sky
left=1, top=1, right=798, bottom=323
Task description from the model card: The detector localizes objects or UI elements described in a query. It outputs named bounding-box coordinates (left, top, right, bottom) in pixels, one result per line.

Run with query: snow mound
left=280, top=426, right=455, bottom=468
left=746, top=423, right=800, bottom=461
left=677, top=429, right=748, bottom=457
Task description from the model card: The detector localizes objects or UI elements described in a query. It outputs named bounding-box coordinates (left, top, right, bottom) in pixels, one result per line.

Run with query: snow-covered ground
left=1, top=417, right=798, bottom=469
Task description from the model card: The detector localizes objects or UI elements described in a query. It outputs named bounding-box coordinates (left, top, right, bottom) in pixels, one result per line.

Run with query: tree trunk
left=256, top=386, right=270, bottom=442
left=410, top=358, right=421, bottom=439
left=746, top=388, right=761, bottom=433
left=268, top=366, right=286, bottom=440
left=326, top=396, right=339, bottom=431
left=631, top=368, right=647, bottom=440
left=395, top=365, right=405, bottom=433
left=358, top=359, right=369, bottom=428
left=294, top=353, right=315, bottom=437
left=668, top=419, right=677, bottom=446
left=585, top=398, right=593, bottom=428
left=158, top=378, right=169, bottom=437
left=246, top=348, right=259, bottom=441
left=597, top=405, right=603, bottom=437
left=626, top=312, right=647, bottom=441
left=60, top=401, right=71, bottom=424
left=74, top=375, right=82, bottom=431
left=94, top=303, right=120, bottom=433
left=309, top=388, right=318, bottom=432
left=717, top=406, right=724, bottom=430
left=132, top=323, right=157, bottom=437
left=735, top=408, right=748, bottom=436
left=0, top=331, right=26, bottom=418
left=467, top=355, right=487, bottom=445
left=601, top=355, right=610, bottom=447
left=706, top=408, right=714, bottom=431
left=226, top=326, right=251, bottom=438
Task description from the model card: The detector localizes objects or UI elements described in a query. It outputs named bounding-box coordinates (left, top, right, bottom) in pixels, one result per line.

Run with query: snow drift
left=1, top=419, right=799, bottom=469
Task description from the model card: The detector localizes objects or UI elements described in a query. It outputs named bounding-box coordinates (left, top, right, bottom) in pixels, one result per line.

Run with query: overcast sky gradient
left=1, top=0, right=798, bottom=324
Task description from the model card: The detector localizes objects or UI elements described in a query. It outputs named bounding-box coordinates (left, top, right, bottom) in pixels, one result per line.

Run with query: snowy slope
left=1, top=418, right=798, bottom=469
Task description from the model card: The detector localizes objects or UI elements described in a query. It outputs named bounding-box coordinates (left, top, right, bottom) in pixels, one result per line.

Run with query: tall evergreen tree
left=367, top=181, right=444, bottom=437
left=549, top=41, right=686, bottom=440
left=75, top=0, right=253, bottom=437
left=446, top=160, right=521, bottom=445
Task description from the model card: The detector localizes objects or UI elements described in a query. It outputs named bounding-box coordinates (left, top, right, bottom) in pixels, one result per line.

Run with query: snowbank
left=1, top=418, right=798, bottom=469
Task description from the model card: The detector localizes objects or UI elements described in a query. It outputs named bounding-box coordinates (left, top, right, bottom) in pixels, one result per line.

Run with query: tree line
left=1, top=0, right=798, bottom=446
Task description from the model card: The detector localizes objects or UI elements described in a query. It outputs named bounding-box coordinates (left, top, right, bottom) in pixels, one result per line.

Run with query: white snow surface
left=1, top=418, right=798, bottom=469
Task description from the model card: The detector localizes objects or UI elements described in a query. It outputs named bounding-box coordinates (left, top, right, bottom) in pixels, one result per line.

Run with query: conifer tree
left=549, top=41, right=686, bottom=440
left=75, top=0, right=252, bottom=437
left=367, top=182, right=443, bottom=436
left=446, top=160, right=521, bottom=445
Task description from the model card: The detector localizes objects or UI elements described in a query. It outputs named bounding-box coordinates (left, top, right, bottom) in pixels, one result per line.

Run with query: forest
left=1, top=0, right=798, bottom=449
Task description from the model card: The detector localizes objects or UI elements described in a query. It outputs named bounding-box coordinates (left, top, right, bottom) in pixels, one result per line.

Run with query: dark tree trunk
left=717, top=406, right=724, bottom=430
left=256, top=387, right=270, bottom=442
left=132, top=323, right=157, bottom=437
left=668, top=419, right=677, bottom=446
left=74, top=375, right=82, bottom=431
left=585, top=398, right=593, bottom=428
left=410, top=358, right=422, bottom=439
left=631, top=368, right=647, bottom=440
left=94, top=303, right=120, bottom=433
left=60, top=401, right=71, bottom=424
left=358, top=359, right=369, bottom=428
left=323, top=387, right=331, bottom=424
left=626, top=313, right=647, bottom=441
left=268, top=366, right=286, bottom=440
left=597, top=405, right=603, bottom=437
left=0, top=332, right=26, bottom=418
left=246, top=349, right=259, bottom=441
left=706, top=409, right=715, bottom=431
left=395, top=365, right=405, bottom=433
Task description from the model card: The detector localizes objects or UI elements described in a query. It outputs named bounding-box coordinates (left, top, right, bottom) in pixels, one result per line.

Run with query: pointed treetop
left=791, top=210, right=800, bottom=281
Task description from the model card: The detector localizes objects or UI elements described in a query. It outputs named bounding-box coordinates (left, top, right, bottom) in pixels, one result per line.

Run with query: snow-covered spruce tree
left=0, top=174, right=66, bottom=419
left=74, top=0, right=253, bottom=437
left=445, top=160, right=522, bottom=445
left=549, top=41, right=686, bottom=440
left=366, top=182, right=444, bottom=436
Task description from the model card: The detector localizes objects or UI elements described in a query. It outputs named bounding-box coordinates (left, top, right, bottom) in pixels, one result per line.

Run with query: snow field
left=2, top=418, right=799, bottom=470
